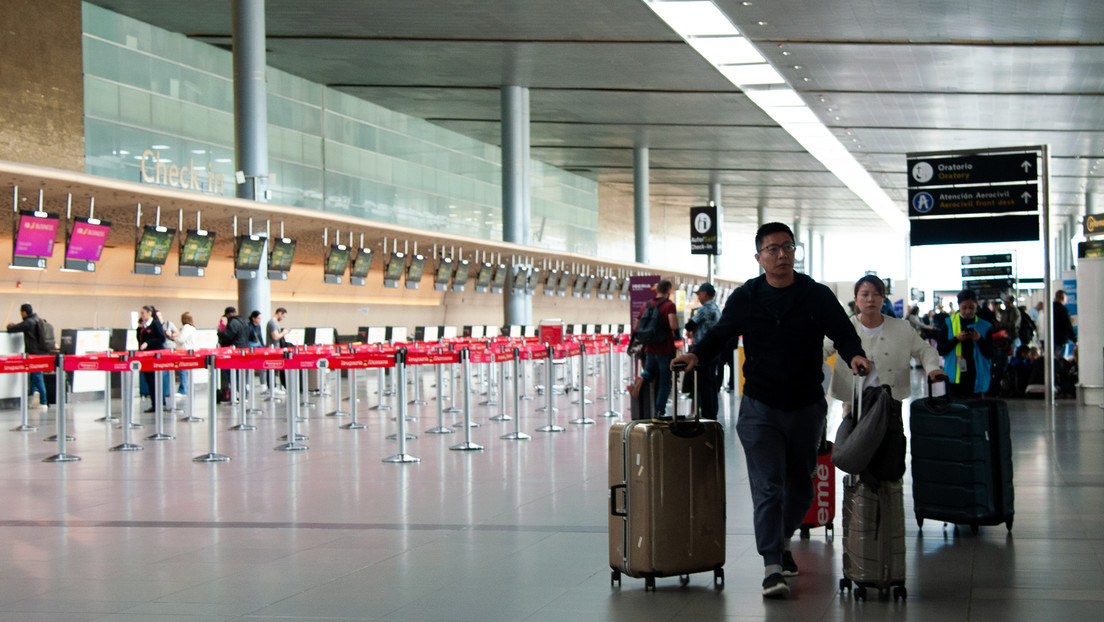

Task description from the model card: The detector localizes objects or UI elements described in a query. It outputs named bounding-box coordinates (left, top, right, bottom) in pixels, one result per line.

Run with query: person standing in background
left=5, top=303, right=49, bottom=410
left=684, top=283, right=722, bottom=417
left=137, top=305, right=169, bottom=412
left=172, top=312, right=197, bottom=396
left=937, top=289, right=994, bottom=398
left=267, top=307, right=290, bottom=395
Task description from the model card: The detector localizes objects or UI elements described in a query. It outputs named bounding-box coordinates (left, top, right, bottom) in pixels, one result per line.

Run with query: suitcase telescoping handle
left=670, top=360, right=699, bottom=422
left=610, top=483, right=627, bottom=517
left=850, top=365, right=868, bottom=420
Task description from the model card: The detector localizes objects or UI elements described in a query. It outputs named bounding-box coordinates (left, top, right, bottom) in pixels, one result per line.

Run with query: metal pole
left=384, top=349, right=420, bottom=462
left=180, top=363, right=203, bottom=422
left=600, top=347, right=621, bottom=418
left=327, top=368, right=349, bottom=416
left=409, top=364, right=427, bottom=406
left=43, top=355, right=80, bottom=462
left=451, top=348, right=484, bottom=450
left=571, top=347, right=595, bottom=425
left=247, top=366, right=262, bottom=415
left=520, top=358, right=534, bottom=400
left=340, top=367, right=367, bottom=430
left=94, top=369, right=117, bottom=423
left=370, top=367, right=391, bottom=411
left=12, top=362, right=36, bottom=431
left=445, top=362, right=462, bottom=413
left=634, top=144, right=650, bottom=264
left=194, top=356, right=229, bottom=461
left=276, top=360, right=308, bottom=451
left=230, top=369, right=255, bottom=431
left=426, top=359, right=454, bottom=434
left=111, top=367, right=143, bottom=451
left=146, top=363, right=174, bottom=440
left=490, top=357, right=511, bottom=421
left=501, top=349, right=530, bottom=440
left=299, top=369, right=315, bottom=406
left=537, top=346, right=565, bottom=432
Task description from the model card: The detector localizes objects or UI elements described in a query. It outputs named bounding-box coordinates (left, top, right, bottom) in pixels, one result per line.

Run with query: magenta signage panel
left=66, top=219, right=111, bottom=261
left=14, top=212, right=59, bottom=257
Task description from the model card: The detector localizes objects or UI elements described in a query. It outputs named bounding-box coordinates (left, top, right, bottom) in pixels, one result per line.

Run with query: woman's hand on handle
left=671, top=353, right=698, bottom=373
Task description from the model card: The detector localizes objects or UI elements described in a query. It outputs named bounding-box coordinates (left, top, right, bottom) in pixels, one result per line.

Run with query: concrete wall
left=0, top=0, right=84, bottom=172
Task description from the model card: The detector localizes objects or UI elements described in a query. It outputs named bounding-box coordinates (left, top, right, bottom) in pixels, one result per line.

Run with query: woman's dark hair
left=141, top=305, right=156, bottom=313
left=249, top=310, right=262, bottom=321
left=853, top=275, right=886, bottom=298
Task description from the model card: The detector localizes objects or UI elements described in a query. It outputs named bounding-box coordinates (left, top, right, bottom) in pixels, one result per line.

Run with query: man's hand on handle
left=671, top=353, right=698, bottom=373
left=850, top=355, right=872, bottom=376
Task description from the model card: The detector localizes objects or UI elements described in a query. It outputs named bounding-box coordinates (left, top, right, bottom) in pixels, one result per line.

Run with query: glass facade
left=81, top=3, right=598, bottom=253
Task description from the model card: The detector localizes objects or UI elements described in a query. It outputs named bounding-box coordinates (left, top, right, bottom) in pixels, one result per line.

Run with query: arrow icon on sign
left=1021, top=191, right=1033, bottom=203
left=1021, top=160, right=1033, bottom=173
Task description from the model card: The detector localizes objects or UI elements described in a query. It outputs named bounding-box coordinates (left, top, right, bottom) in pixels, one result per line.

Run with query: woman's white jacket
left=824, top=315, right=941, bottom=403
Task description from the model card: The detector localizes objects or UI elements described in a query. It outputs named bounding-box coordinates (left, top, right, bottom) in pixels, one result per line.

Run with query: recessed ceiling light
left=757, top=21, right=768, bottom=26
left=741, top=1, right=753, bottom=5
left=781, top=50, right=792, bottom=56
left=802, top=77, right=811, bottom=81
left=793, top=65, right=803, bottom=69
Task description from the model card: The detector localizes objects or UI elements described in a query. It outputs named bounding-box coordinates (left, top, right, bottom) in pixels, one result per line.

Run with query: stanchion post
left=445, top=361, right=462, bottom=413
left=489, top=354, right=511, bottom=421
left=276, top=355, right=309, bottom=451
left=327, top=367, right=349, bottom=417
left=146, top=356, right=174, bottom=440
left=571, top=345, right=596, bottom=425
left=451, top=348, right=484, bottom=451
left=194, top=355, right=229, bottom=462
left=384, top=349, right=420, bottom=462
left=409, top=364, right=427, bottom=406
left=180, top=355, right=203, bottom=422
left=228, top=369, right=256, bottom=431
left=340, top=366, right=366, bottom=430
left=111, top=365, right=143, bottom=452
left=426, top=357, right=454, bottom=434
left=12, top=358, right=37, bottom=432
left=43, top=355, right=80, bottom=462
left=537, top=346, right=565, bottom=433
left=246, top=364, right=262, bottom=415
left=501, top=349, right=530, bottom=440
left=94, top=369, right=117, bottom=423
left=520, top=358, right=534, bottom=401
left=600, top=345, right=621, bottom=417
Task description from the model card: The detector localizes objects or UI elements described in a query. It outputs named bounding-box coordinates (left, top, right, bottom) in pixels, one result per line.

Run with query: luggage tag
left=957, top=355, right=968, bottom=373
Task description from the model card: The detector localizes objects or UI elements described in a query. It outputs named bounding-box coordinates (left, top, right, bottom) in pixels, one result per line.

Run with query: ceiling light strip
left=642, top=0, right=909, bottom=233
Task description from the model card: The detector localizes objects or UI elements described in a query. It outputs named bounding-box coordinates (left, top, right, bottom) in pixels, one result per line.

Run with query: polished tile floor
left=0, top=362, right=1101, bottom=621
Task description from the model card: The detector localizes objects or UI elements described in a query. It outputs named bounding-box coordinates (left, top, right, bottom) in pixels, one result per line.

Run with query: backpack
left=633, top=301, right=668, bottom=346
left=34, top=317, right=57, bottom=353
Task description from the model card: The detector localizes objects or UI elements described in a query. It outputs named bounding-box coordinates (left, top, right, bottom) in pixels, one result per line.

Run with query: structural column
left=501, top=85, right=532, bottom=326
left=634, top=145, right=650, bottom=264
left=708, top=181, right=722, bottom=281
left=233, top=0, right=271, bottom=318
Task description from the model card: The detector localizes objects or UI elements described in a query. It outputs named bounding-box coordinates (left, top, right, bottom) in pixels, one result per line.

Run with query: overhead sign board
left=962, top=253, right=1012, bottom=265
left=963, top=278, right=1015, bottom=299
left=1084, top=213, right=1104, bottom=237
left=962, top=266, right=1013, bottom=277
left=909, top=184, right=1037, bottom=217
left=907, top=153, right=1037, bottom=188
left=690, top=205, right=720, bottom=255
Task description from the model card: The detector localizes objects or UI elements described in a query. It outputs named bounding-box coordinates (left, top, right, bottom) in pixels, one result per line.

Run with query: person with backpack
left=6, top=303, right=51, bottom=410
left=630, top=279, right=679, bottom=417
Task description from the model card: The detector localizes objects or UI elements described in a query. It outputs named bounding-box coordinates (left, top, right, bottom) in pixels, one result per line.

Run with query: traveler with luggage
left=825, top=275, right=943, bottom=409
left=5, top=303, right=50, bottom=410
left=672, top=222, right=870, bottom=599
left=630, top=280, right=679, bottom=418
left=684, top=283, right=722, bottom=418
left=936, top=289, right=994, bottom=398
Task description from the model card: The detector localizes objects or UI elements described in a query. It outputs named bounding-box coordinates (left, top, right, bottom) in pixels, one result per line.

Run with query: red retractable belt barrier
left=0, top=354, right=56, bottom=374
left=518, top=344, right=548, bottom=361
left=406, top=350, right=461, bottom=366
left=325, top=351, right=397, bottom=369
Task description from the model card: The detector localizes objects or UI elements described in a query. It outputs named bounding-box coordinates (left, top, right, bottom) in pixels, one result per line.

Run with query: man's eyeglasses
left=758, top=243, right=797, bottom=256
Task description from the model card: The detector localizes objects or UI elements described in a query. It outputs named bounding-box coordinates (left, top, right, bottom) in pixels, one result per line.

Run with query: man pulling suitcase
left=673, top=222, right=870, bottom=598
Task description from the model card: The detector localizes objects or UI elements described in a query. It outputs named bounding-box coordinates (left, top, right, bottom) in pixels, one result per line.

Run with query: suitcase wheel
left=854, top=585, right=868, bottom=601
left=645, top=576, right=656, bottom=592
left=826, top=522, right=834, bottom=543
left=679, top=574, right=690, bottom=587
left=799, top=526, right=810, bottom=540
left=839, top=577, right=852, bottom=593
left=970, top=523, right=979, bottom=535
left=713, top=568, right=724, bottom=590
left=916, top=516, right=924, bottom=530
left=1006, top=517, right=1014, bottom=533
left=610, top=569, right=621, bottom=587
left=893, top=585, right=907, bottom=601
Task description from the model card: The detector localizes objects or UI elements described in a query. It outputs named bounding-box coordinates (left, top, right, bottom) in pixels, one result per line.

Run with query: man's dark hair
left=656, top=279, right=673, bottom=295
left=853, top=275, right=886, bottom=298
left=957, top=289, right=978, bottom=304
left=275, top=307, right=287, bottom=315
left=224, top=306, right=236, bottom=316
left=19, top=303, right=33, bottom=315
left=755, top=222, right=795, bottom=251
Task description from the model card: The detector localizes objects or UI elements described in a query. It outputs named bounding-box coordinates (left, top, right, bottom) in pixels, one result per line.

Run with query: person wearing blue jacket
left=673, top=222, right=870, bottom=599
left=937, top=289, right=994, bottom=397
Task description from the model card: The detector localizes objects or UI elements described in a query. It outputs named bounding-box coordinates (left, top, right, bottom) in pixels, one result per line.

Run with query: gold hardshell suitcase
left=608, top=414, right=725, bottom=590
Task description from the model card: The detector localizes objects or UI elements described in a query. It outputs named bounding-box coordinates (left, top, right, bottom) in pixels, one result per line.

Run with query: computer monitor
left=178, top=229, right=214, bottom=276
left=64, top=216, right=110, bottom=272
left=441, top=325, right=458, bottom=339
left=556, top=272, right=571, bottom=296
left=323, top=244, right=350, bottom=283
left=406, top=254, right=426, bottom=289
left=543, top=269, right=559, bottom=296
left=366, top=326, right=387, bottom=343
left=383, top=252, right=405, bottom=288
left=508, top=325, right=522, bottom=338
left=268, top=238, right=296, bottom=278
left=452, top=259, right=471, bottom=292
left=434, top=257, right=454, bottom=291
left=235, top=235, right=266, bottom=271
left=474, top=262, right=493, bottom=293
left=525, top=267, right=540, bottom=295
left=619, top=278, right=631, bottom=299
left=349, top=248, right=373, bottom=285
left=422, top=326, right=439, bottom=342
left=134, top=224, right=175, bottom=275
left=490, top=263, right=507, bottom=294
left=388, top=326, right=408, bottom=342
left=12, top=210, right=60, bottom=269
left=512, top=265, right=530, bottom=290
